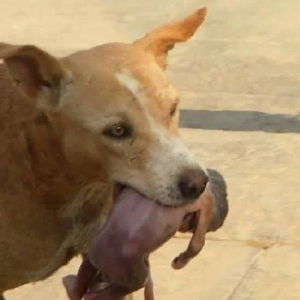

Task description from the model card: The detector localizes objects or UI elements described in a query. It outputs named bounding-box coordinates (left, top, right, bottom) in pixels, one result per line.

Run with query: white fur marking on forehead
left=115, top=69, right=142, bottom=99
left=116, top=68, right=178, bottom=104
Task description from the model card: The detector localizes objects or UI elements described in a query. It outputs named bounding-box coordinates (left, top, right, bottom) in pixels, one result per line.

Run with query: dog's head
left=0, top=8, right=208, bottom=207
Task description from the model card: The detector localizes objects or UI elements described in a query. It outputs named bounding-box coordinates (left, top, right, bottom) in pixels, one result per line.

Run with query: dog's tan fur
left=0, top=8, right=207, bottom=296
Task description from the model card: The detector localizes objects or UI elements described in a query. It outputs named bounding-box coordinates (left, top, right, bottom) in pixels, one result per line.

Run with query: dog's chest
left=26, top=217, right=104, bottom=283
left=24, top=183, right=112, bottom=283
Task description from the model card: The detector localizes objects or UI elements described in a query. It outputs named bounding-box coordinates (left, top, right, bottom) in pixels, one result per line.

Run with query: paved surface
left=2, top=0, right=300, bottom=299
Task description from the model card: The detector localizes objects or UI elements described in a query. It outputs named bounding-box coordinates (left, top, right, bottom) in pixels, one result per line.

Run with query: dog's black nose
left=178, top=168, right=208, bottom=201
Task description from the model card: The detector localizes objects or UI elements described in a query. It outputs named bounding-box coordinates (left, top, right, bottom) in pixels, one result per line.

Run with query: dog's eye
left=103, top=123, right=132, bottom=139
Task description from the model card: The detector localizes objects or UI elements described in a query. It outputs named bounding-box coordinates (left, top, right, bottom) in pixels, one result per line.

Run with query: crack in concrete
left=222, top=247, right=269, bottom=300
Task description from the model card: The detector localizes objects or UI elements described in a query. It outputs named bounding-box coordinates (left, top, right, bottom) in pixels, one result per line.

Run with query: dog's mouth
left=63, top=184, right=205, bottom=300
left=112, top=182, right=126, bottom=204
left=112, top=182, right=178, bottom=208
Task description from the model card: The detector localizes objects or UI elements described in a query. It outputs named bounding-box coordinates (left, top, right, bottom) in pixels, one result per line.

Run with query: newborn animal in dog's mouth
left=63, top=184, right=207, bottom=300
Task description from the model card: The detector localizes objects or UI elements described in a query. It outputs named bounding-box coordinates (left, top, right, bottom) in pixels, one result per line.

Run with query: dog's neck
left=25, top=115, right=110, bottom=209
left=0, top=64, right=110, bottom=210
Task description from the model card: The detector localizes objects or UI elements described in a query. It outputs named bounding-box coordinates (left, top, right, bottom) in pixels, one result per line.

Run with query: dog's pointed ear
left=0, top=43, right=72, bottom=111
left=133, top=7, right=207, bottom=70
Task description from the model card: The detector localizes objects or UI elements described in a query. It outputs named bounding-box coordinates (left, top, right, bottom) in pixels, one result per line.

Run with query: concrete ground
left=3, top=0, right=300, bottom=299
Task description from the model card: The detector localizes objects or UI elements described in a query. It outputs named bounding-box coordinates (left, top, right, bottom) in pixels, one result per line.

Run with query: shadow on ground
left=179, top=109, right=300, bottom=133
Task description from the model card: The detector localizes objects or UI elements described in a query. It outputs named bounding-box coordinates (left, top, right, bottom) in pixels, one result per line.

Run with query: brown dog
left=0, top=7, right=209, bottom=300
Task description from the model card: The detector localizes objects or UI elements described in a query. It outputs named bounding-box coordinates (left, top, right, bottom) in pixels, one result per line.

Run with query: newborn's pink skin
left=64, top=274, right=131, bottom=300
left=64, top=187, right=205, bottom=300
left=88, top=188, right=204, bottom=290
left=143, top=272, right=154, bottom=300
left=63, top=169, right=228, bottom=300
left=63, top=258, right=98, bottom=300
left=63, top=259, right=152, bottom=300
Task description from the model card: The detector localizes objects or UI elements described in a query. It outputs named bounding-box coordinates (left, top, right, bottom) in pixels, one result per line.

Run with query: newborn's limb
left=172, top=190, right=213, bottom=269
left=172, top=168, right=228, bottom=269
left=144, top=267, right=154, bottom=300
left=63, top=257, right=98, bottom=300
left=88, top=269, right=154, bottom=300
